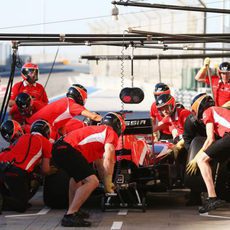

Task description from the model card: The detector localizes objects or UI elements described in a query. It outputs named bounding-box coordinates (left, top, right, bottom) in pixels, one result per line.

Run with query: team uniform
left=9, top=100, right=44, bottom=124
left=27, top=97, right=85, bottom=129
left=150, top=102, right=171, bottom=138
left=61, top=118, right=86, bottom=135
left=10, top=81, right=48, bottom=106
left=205, top=76, right=230, bottom=106
left=26, top=97, right=86, bottom=141
left=0, top=133, right=52, bottom=172
left=202, top=106, right=230, bottom=161
left=9, top=81, right=48, bottom=123
left=52, top=125, right=118, bottom=182
left=161, top=107, right=191, bottom=142
left=0, top=133, right=52, bottom=212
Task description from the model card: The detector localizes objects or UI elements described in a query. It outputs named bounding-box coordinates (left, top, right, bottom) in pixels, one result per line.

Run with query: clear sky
left=0, top=0, right=226, bottom=60
left=1, top=0, right=222, bottom=33
left=0, top=0, right=112, bottom=33
left=0, top=0, right=144, bottom=59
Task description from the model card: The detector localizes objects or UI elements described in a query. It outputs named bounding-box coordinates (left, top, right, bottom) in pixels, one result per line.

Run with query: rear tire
left=142, top=196, right=146, bottom=212
left=216, top=160, right=230, bottom=202
left=101, top=195, right=106, bottom=212
left=43, top=170, right=69, bottom=209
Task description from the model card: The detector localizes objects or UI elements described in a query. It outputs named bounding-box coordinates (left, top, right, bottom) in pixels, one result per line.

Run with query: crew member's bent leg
left=68, top=175, right=99, bottom=214
left=52, top=142, right=98, bottom=227
left=196, top=135, right=229, bottom=213
left=197, top=153, right=216, bottom=198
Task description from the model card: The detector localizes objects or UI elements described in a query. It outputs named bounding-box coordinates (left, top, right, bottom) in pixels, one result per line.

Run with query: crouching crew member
left=154, top=94, right=191, bottom=157
left=183, top=93, right=215, bottom=206
left=52, top=112, right=126, bottom=227
left=0, top=120, right=52, bottom=212
left=9, top=92, right=45, bottom=124
left=183, top=93, right=215, bottom=153
left=150, top=83, right=172, bottom=140
left=26, top=84, right=102, bottom=141
left=187, top=93, right=230, bottom=213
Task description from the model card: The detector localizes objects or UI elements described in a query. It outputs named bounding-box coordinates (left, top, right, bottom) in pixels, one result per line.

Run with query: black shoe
left=199, top=198, right=226, bottom=213
left=61, top=213, right=91, bottom=227
left=77, top=209, right=90, bottom=219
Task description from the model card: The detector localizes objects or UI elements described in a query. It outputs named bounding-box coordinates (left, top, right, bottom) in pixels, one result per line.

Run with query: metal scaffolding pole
left=81, top=53, right=230, bottom=61
left=112, top=1, right=230, bottom=14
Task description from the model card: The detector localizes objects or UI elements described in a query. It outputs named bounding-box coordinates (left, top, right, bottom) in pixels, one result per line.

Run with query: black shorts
left=205, top=133, right=230, bottom=162
left=52, top=140, right=95, bottom=182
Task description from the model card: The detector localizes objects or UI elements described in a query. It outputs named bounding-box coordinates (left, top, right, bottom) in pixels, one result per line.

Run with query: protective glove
left=186, top=148, right=204, bottom=176
left=186, top=158, right=198, bottom=176
left=203, top=57, right=211, bottom=67
left=104, top=175, right=115, bottom=193
left=214, top=63, right=219, bottom=70
left=153, top=131, right=160, bottom=142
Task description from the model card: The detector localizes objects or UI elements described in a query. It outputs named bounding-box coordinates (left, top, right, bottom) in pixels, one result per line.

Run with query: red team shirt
left=0, top=133, right=52, bottom=172
left=61, top=118, right=86, bottom=135
left=9, top=100, right=45, bottom=124
left=161, top=108, right=191, bottom=138
left=150, top=102, right=171, bottom=135
left=63, top=125, right=119, bottom=163
left=205, top=76, right=230, bottom=106
left=203, top=106, right=230, bottom=137
left=10, top=81, right=49, bottom=105
left=27, top=97, right=85, bottom=129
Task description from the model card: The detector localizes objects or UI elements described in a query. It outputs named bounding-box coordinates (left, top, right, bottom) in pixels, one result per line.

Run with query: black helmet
left=72, top=84, right=87, bottom=92
left=100, top=112, right=126, bottom=136
left=191, top=93, right=215, bottom=120
left=66, top=85, right=87, bottom=105
left=30, top=120, right=50, bottom=139
left=154, top=83, right=170, bottom=100
left=218, top=62, right=230, bottom=73
left=156, top=94, right=176, bottom=111
left=0, top=120, right=24, bottom=143
left=15, top=92, right=32, bottom=116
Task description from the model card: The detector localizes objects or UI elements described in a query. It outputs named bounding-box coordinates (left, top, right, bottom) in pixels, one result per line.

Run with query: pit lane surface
left=1, top=188, right=229, bottom=230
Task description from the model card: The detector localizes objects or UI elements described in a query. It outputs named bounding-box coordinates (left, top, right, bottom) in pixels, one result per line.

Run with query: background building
left=88, top=0, right=230, bottom=96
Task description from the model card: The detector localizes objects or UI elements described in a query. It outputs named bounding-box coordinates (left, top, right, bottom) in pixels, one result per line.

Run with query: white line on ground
left=111, top=221, right=123, bottom=230
left=200, top=213, right=230, bottom=219
left=5, top=207, right=51, bottom=218
left=118, top=209, right=128, bottom=215
left=37, top=207, right=51, bottom=215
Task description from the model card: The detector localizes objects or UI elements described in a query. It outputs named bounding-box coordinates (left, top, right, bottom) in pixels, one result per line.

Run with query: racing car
left=101, top=115, right=177, bottom=212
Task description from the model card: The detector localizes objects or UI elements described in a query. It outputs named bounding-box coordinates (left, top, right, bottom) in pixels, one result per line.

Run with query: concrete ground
left=0, top=188, right=229, bottom=230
